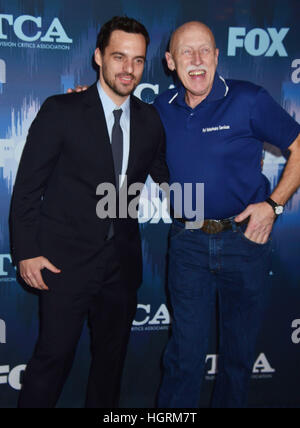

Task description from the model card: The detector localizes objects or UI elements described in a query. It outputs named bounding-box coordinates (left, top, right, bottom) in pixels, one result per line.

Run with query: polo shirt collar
left=175, top=71, right=229, bottom=109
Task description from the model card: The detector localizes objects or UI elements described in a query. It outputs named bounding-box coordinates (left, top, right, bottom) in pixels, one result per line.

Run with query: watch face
left=275, top=206, right=284, bottom=215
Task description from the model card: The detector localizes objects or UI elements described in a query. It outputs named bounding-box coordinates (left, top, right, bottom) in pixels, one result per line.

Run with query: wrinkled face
left=166, top=23, right=219, bottom=107
left=95, top=30, right=146, bottom=105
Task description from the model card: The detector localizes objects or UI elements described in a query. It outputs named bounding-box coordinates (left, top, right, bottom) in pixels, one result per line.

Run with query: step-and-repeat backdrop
left=0, top=0, right=299, bottom=408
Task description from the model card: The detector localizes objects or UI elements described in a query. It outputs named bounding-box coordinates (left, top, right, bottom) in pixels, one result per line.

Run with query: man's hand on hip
left=235, top=202, right=276, bottom=244
left=19, top=257, right=61, bottom=291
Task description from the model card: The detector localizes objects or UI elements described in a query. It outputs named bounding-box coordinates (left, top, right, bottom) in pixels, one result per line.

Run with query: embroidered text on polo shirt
left=202, top=125, right=231, bottom=133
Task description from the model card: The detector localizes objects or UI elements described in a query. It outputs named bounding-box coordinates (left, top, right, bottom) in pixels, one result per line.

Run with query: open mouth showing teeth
left=188, top=70, right=206, bottom=76
left=119, top=75, right=134, bottom=82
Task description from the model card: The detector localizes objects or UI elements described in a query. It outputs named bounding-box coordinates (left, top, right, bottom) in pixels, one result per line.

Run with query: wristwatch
left=265, top=197, right=284, bottom=216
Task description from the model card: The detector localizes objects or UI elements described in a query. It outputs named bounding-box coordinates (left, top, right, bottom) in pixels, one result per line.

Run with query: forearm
left=270, top=133, right=300, bottom=205
left=235, top=134, right=300, bottom=244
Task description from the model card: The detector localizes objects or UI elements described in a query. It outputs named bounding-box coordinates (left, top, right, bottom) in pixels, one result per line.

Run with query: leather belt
left=175, top=217, right=247, bottom=234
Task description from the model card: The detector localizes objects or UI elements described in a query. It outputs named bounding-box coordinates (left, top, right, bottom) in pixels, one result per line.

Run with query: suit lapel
left=82, top=83, right=116, bottom=185
left=126, top=96, right=145, bottom=184
left=82, top=86, right=146, bottom=187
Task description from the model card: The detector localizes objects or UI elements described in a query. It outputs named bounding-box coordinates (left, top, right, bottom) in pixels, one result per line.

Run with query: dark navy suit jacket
left=10, top=83, right=168, bottom=292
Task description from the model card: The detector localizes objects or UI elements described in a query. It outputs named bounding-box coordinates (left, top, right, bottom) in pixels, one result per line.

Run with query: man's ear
left=94, top=48, right=102, bottom=67
left=165, top=51, right=176, bottom=71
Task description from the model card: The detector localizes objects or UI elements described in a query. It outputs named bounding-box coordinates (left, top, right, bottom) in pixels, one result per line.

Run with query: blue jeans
left=158, top=218, right=272, bottom=408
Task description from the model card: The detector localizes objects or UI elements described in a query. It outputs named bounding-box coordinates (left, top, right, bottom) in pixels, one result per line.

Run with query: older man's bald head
left=169, top=21, right=216, bottom=54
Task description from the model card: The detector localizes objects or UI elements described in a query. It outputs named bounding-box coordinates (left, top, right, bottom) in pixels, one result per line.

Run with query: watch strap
left=265, top=197, right=277, bottom=210
left=265, top=197, right=284, bottom=215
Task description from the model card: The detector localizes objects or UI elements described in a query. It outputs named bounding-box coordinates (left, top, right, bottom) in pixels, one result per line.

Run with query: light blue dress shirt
left=97, top=81, right=130, bottom=187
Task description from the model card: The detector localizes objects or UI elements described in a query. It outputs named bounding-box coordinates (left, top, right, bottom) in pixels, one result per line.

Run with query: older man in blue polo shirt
left=72, top=20, right=300, bottom=408
left=155, top=21, right=300, bottom=408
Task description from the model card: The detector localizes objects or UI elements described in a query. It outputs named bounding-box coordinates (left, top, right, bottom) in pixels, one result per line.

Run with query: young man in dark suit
left=10, top=16, right=168, bottom=408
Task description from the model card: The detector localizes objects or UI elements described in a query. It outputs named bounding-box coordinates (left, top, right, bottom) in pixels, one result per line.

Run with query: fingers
left=236, top=202, right=275, bottom=244
left=244, top=229, right=269, bottom=244
left=19, top=257, right=61, bottom=291
left=235, top=206, right=252, bottom=223
left=43, top=259, right=61, bottom=274
left=260, top=232, right=271, bottom=244
left=23, top=270, right=49, bottom=291
left=66, top=85, right=88, bottom=93
left=243, top=222, right=272, bottom=244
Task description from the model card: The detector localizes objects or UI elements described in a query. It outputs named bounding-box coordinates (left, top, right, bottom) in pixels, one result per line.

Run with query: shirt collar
left=97, top=81, right=130, bottom=122
left=175, top=71, right=229, bottom=109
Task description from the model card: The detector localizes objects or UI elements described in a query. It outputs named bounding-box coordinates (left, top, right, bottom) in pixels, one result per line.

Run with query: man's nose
left=123, top=59, right=134, bottom=74
left=192, top=50, right=202, bottom=66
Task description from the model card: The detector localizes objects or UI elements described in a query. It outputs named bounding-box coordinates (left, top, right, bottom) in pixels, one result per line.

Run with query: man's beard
left=101, top=64, right=138, bottom=98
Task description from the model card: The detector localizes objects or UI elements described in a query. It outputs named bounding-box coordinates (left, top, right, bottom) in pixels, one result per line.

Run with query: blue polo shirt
left=154, top=72, right=300, bottom=219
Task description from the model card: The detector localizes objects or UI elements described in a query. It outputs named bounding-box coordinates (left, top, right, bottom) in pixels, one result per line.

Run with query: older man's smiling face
left=166, top=22, right=219, bottom=108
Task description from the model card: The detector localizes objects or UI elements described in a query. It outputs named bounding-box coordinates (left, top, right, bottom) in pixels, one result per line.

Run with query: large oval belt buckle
left=203, top=220, right=223, bottom=234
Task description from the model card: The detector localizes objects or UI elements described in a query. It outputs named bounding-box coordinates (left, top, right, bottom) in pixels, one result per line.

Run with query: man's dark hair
left=96, top=16, right=150, bottom=53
